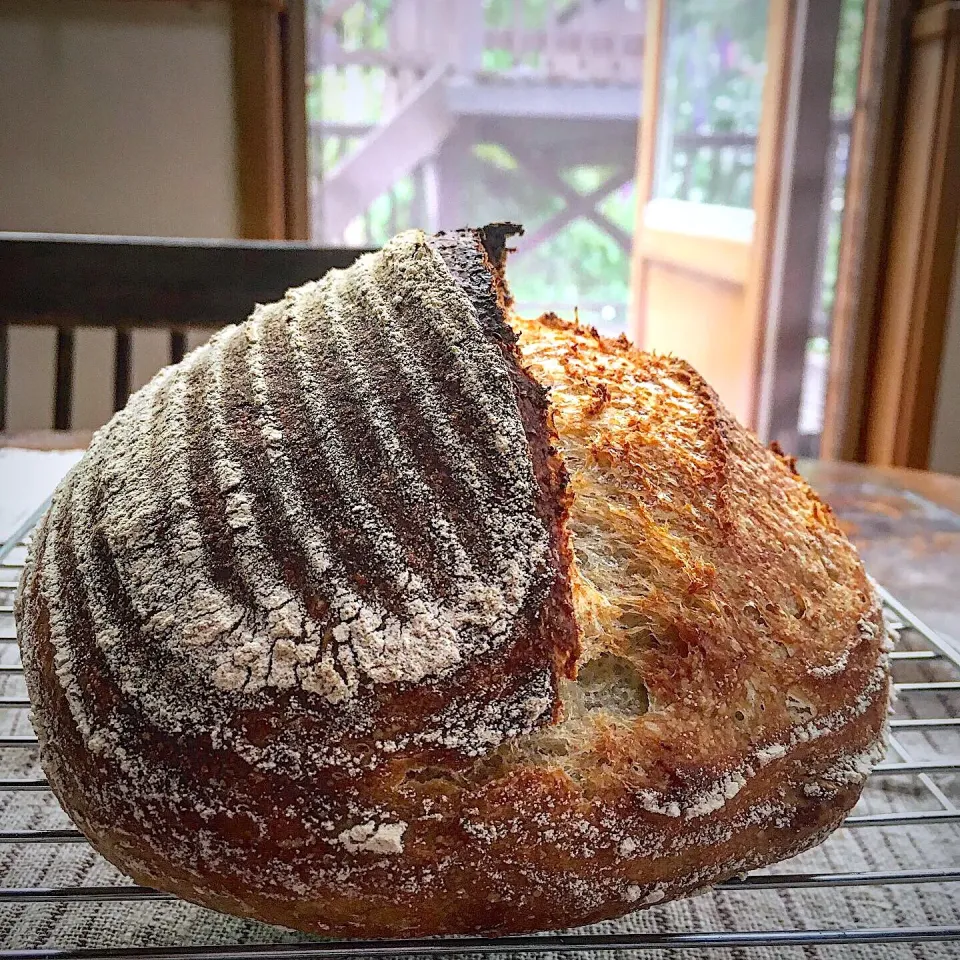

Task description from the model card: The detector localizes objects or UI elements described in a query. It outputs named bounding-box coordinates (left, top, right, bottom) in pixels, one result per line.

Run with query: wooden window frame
left=231, top=0, right=309, bottom=240
left=822, top=0, right=960, bottom=468
left=752, top=0, right=843, bottom=452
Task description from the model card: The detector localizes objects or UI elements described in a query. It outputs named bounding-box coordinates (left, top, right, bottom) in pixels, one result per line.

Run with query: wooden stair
left=319, top=65, right=456, bottom=241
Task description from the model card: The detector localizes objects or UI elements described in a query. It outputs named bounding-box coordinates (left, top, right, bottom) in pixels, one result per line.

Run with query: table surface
left=4, top=432, right=960, bottom=643
left=802, top=459, right=960, bottom=646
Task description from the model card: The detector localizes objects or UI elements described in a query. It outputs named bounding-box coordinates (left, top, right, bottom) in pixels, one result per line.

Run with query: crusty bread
left=15, top=224, right=889, bottom=938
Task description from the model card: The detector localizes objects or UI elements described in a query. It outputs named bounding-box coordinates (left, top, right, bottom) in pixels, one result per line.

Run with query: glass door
left=631, top=0, right=862, bottom=444
left=631, top=0, right=771, bottom=425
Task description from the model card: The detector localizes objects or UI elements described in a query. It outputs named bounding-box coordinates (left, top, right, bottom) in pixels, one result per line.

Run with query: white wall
left=0, top=0, right=238, bottom=236
left=0, top=0, right=239, bottom=431
left=930, top=221, right=960, bottom=476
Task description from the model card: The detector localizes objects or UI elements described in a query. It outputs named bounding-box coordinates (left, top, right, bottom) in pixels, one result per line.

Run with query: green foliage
left=319, top=0, right=392, bottom=50
left=820, top=0, right=864, bottom=316
left=508, top=219, right=631, bottom=306
left=661, top=0, right=769, bottom=134
left=599, top=181, right=637, bottom=234
left=481, top=0, right=580, bottom=70
left=473, top=142, right=518, bottom=172
left=833, top=0, right=865, bottom=115
left=655, top=0, right=767, bottom=207
left=360, top=174, right=417, bottom=245
left=483, top=0, right=577, bottom=27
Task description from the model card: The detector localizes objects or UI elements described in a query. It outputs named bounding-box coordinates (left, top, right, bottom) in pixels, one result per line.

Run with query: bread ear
left=429, top=225, right=580, bottom=694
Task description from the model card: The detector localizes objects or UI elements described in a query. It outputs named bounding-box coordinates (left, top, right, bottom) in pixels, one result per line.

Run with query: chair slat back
left=0, top=234, right=369, bottom=433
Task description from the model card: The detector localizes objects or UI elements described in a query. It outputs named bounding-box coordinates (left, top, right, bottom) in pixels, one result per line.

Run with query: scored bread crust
left=15, top=225, right=889, bottom=938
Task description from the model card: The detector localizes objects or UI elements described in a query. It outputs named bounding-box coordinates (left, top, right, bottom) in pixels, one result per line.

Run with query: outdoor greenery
left=307, top=0, right=864, bottom=328
left=655, top=0, right=768, bottom=208
left=822, top=0, right=866, bottom=321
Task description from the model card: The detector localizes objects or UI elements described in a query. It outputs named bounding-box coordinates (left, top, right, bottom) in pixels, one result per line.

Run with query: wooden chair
left=0, top=233, right=370, bottom=434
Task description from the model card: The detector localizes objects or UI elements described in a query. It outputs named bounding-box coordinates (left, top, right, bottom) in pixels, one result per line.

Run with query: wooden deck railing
left=658, top=113, right=852, bottom=214
left=313, top=0, right=646, bottom=85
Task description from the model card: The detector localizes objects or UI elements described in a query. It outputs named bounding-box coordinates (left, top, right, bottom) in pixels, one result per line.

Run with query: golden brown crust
left=512, top=312, right=885, bottom=743
left=15, top=230, right=889, bottom=939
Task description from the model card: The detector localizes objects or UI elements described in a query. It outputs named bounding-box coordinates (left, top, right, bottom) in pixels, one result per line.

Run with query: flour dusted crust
left=16, top=225, right=889, bottom=938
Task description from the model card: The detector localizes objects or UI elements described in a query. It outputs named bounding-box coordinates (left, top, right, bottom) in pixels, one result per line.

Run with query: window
left=307, top=0, right=645, bottom=336
left=307, top=0, right=866, bottom=455
left=654, top=0, right=768, bottom=209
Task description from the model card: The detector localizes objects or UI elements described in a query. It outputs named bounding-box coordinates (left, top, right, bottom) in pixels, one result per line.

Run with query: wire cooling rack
left=0, top=501, right=959, bottom=958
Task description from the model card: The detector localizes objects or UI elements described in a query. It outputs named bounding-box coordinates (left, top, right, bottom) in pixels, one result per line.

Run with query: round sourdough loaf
left=16, top=224, right=889, bottom=938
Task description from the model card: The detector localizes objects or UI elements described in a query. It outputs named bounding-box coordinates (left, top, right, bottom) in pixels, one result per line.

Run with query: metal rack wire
left=0, top=502, right=959, bottom=958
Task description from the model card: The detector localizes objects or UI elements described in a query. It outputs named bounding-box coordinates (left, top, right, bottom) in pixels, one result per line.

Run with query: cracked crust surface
left=15, top=226, right=889, bottom=938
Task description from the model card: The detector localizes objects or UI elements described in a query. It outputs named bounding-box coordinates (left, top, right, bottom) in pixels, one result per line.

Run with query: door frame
left=629, top=0, right=840, bottom=439
left=752, top=0, right=843, bottom=451
left=822, top=0, right=960, bottom=469
left=628, top=0, right=667, bottom=346
left=231, top=0, right=309, bottom=240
